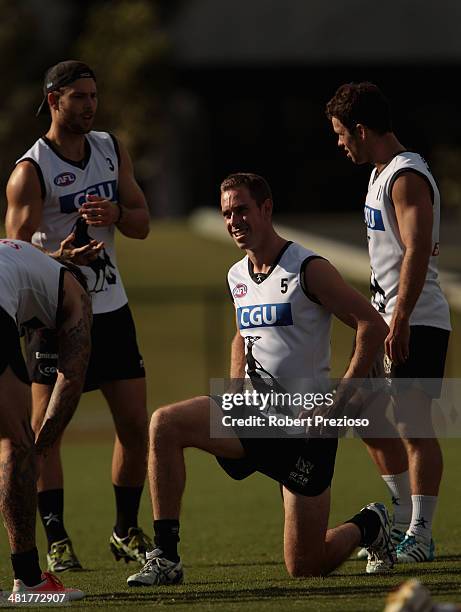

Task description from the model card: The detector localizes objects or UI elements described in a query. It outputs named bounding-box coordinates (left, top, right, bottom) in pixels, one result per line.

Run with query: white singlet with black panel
left=228, top=241, right=332, bottom=387
left=365, top=151, right=451, bottom=330
left=0, top=239, right=64, bottom=328
left=17, top=131, right=127, bottom=314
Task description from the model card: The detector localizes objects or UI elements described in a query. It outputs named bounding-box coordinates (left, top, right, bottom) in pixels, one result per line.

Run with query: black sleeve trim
left=16, top=158, right=46, bottom=199
left=109, top=133, right=121, bottom=167
left=300, top=255, right=327, bottom=305
left=389, top=169, right=434, bottom=206
left=56, top=267, right=67, bottom=328
left=271, top=240, right=293, bottom=270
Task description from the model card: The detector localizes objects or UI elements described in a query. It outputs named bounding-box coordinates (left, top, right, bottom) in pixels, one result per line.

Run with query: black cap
left=36, top=60, right=96, bottom=117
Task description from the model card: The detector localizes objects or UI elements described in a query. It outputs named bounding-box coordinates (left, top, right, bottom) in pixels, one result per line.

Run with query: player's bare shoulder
left=6, top=161, right=44, bottom=240
left=7, top=159, right=43, bottom=203
left=391, top=170, right=433, bottom=209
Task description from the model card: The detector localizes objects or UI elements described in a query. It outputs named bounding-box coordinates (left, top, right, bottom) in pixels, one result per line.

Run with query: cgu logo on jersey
left=232, top=283, right=247, bottom=299
left=59, top=180, right=118, bottom=213
left=364, top=205, right=385, bottom=231
left=237, top=303, right=293, bottom=329
left=53, top=172, right=76, bottom=187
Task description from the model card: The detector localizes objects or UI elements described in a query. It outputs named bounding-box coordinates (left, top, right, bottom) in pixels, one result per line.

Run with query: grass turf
left=1, top=220, right=460, bottom=610
left=2, top=440, right=459, bottom=611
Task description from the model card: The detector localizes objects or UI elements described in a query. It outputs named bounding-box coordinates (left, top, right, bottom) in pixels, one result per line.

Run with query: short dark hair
left=326, top=82, right=392, bottom=134
left=220, top=173, right=273, bottom=207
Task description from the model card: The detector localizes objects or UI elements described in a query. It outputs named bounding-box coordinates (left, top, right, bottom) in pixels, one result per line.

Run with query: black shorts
left=370, top=325, right=450, bottom=398
left=25, top=303, right=145, bottom=392
left=0, top=306, right=30, bottom=385
left=212, top=397, right=338, bottom=497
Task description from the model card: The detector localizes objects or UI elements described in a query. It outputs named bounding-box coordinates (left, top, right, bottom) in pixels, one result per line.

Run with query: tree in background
left=77, top=0, right=185, bottom=214
left=77, top=0, right=169, bottom=151
left=0, top=0, right=42, bottom=215
left=0, top=0, right=184, bottom=218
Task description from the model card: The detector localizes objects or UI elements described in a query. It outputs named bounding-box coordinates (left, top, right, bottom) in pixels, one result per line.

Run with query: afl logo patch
left=232, top=283, right=247, bottom=299
left=54, top=172, right=76, bottom=187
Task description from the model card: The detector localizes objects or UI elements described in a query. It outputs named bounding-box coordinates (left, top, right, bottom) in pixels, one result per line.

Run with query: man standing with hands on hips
left=6, top=60, right=152, bottom=572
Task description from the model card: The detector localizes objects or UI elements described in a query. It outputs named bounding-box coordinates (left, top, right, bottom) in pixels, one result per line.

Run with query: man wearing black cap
left=5, top=60, right=152, bottom=572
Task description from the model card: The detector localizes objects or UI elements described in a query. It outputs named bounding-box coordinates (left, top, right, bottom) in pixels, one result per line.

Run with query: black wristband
left=115, top=202, right=123, bottom=224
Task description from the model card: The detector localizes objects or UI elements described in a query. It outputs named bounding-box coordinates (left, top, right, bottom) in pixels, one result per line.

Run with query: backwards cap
left=36, top=60, right=96, bottom=117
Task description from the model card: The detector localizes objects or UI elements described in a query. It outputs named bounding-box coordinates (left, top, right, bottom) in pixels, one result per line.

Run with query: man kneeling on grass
left=127, top=173, right=396, bottom=585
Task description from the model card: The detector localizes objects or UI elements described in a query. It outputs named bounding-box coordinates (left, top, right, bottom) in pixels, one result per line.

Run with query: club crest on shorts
left=288, top=456, right=314, bottom=489
left=295, top=456, right=314, bottom=476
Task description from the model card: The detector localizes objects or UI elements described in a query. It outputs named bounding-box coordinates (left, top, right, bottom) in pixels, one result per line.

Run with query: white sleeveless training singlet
left=365, top=151, right=450, bottom=330
left=0, top=239, right=64, bottom=328
left=228, top=242, right=332, bottom=382
left=17, top=131, right=128, bottom=314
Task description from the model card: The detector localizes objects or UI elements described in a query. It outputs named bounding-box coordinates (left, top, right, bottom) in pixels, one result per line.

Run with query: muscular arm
left=79, top=138, right=150, bottom=239
left=386, top=171, right=433, bottom=363
left=305, top=259, right=388, bottom=378
left=115, top=139, right=150, bottom=238
left=35, top=274, right=92, bottom=453
left=5, top=161, right=43, bottom=240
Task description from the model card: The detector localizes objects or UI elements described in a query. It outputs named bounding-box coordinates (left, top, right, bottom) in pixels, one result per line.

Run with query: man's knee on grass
left=285, top=556, right=325, bottom=578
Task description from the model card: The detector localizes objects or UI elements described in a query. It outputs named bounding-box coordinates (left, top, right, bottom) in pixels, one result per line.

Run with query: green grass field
left=1, top=221, right=460, bottom=611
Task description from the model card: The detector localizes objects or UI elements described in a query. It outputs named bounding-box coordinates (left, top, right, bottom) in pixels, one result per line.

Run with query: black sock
left=114, top=485, right=143, bottom=538
left=37, top=489, right=68, bottom=549
left=11, top=548, right=42, bottom=586
left=345, top=508, right=381, bottom=546
left=154, top=520, right=180, bottom=562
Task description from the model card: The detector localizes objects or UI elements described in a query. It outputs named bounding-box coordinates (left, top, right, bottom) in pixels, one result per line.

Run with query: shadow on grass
left=83, top=583, right=394, bottom=606
left=434, top=554, right=461, bottom=562
left=194, top=560, right=284, bottom=569
left=80, top=572, right=461, bottom=607
left=343, top=565, right=461, bottom=579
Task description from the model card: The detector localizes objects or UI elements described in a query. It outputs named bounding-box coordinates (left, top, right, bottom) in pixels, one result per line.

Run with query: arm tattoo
left=57, top=292, right=92, bottom=380
left=35, top=293, right=92, bottom=453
